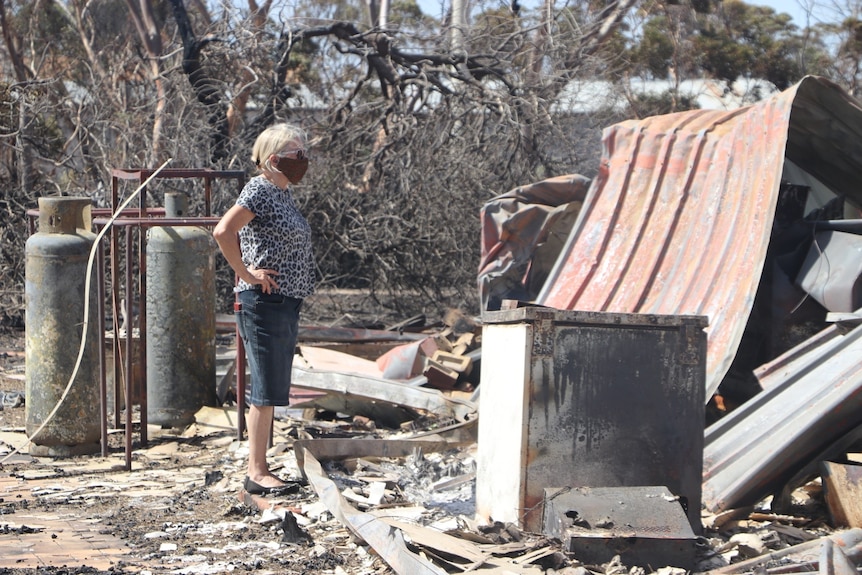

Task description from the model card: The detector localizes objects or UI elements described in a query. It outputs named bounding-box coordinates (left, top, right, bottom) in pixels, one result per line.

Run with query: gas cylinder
left=146, top=192, right=217, bottom=427
left=24, top=196, right=101, bottom=456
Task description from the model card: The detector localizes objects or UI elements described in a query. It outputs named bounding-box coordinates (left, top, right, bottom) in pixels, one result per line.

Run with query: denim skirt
left=236, top=290, right=302, bottom=406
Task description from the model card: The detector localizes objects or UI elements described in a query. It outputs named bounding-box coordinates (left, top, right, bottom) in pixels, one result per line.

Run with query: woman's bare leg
left=245, top=404, right=284, bottom=487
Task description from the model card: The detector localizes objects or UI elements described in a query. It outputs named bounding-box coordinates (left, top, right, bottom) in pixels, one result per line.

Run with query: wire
left=1, top=159, right=173, bottom=464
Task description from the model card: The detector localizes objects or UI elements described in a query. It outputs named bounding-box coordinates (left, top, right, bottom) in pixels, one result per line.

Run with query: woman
left=213, top=123, right=315, bottom=495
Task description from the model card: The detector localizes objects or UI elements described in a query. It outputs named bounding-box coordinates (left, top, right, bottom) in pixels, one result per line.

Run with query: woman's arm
left=213, top=204, right=279, bottom=293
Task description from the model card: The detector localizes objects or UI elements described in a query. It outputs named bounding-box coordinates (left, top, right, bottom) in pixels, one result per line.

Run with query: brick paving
left=0, top=477, right=132, bottom=570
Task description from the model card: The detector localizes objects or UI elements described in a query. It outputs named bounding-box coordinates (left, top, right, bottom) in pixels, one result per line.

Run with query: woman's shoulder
left=240, top=176, right=276, bottom=197
left=243, top=175, right=273, bottom=191
left=237, top=176, right=269, bottom=211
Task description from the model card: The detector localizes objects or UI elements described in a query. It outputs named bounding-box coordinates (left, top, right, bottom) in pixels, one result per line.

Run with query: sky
left=750, top=0, right=815, bottom=26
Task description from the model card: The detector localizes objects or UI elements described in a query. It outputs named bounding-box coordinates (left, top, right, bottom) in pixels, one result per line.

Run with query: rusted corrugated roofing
left=536, top=76, right=862, bottom=399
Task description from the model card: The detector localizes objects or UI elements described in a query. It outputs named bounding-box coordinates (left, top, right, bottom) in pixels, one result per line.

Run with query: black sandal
left=243, top=476, right=301, bottom=496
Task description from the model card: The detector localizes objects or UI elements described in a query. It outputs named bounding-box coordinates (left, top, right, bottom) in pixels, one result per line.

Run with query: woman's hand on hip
left=248, top=266, right=279, bottom=293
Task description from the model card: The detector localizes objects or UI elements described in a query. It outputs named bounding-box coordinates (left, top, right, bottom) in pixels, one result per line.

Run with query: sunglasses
left=278, top=149, right=308, bottom=161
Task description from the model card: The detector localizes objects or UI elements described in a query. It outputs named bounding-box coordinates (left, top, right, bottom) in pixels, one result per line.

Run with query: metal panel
left=542, top=486, right=697, bottom=570
left=478, top=174, right=590, bottom=311
left=535, top=76, right=862, bottom=399
left=702, top=322, right=862, bottom=512
left=796, top=230, right=862, bottom=312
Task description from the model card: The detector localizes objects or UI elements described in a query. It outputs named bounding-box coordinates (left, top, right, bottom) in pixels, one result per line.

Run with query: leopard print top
left=235, top=176, right=315, bottom=298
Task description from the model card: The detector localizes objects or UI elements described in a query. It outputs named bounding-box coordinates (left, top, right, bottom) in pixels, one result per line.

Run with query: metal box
left=475, top=307, right=707, bottom=533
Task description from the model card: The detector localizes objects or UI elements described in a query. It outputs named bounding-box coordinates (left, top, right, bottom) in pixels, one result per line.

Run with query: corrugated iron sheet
left=702, top=321, right=862, bottom=512
left=535, top=76, right=862, bottom=399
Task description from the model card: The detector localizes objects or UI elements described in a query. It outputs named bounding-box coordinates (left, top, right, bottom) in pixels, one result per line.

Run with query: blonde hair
left=251, top=123, right=308, bottom=171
